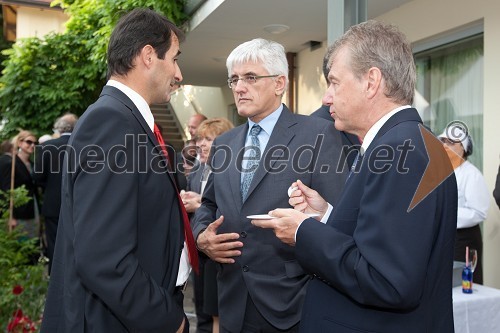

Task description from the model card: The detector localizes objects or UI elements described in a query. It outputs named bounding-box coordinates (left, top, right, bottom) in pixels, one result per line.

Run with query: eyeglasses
left=23, top=140, right=37, bottom=145
left=227, top=75, right=279, bottom=89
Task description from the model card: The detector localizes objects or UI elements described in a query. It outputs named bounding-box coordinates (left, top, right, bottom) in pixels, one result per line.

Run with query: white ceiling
left=177, top=0, right=412, bottom=87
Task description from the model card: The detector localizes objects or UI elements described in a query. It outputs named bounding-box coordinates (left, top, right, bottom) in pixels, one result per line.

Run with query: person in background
left=192, top=38, right=346, bottom=333
left=41, top=8, right=194, bottom=332
left=34, top=113, right=78, bottom=273
left=0, top=130, right=39, bottom=238
left=182, top=117, right=234, bottom=333
left=253, top=20, right=457, bottom=332
left=493, top=162, right=500, bottom=209
left=38, top=134, right=54, bottom=144
left=181, top=139, right=198, bottom=178
left=438, top=124, right=490, bottom=284
left=188, top=113, right=208, bottom=140
left=0, top=140, right=13, bottom=208
left=0, top=139, right=13, bottom=154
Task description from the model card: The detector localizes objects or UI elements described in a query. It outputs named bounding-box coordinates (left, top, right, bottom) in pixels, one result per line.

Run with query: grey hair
left=54, top=113, right=78, bottom=134
left=327, top=20, right=416, bottom=105
left=226, top=38, right=289, bottom=88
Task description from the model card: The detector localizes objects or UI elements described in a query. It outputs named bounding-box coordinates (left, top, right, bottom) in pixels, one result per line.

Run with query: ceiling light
left=263, top=24, right=290, bottom=35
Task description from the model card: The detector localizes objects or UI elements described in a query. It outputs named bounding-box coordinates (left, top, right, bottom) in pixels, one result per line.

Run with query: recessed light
left=263, top=24, right=290, bottom=35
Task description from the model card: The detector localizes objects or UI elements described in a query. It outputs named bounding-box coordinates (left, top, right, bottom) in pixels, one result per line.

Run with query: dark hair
left=107, top=8, right=185, bottom=78
left=464, top=134, right=474, bottom=157
left=1, top=140, right=13, bottom=154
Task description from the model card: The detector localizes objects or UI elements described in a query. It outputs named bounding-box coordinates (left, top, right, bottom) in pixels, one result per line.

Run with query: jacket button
left=242, top=265, right=249, bottom=272
left=240, top=231, right=247, bottom=238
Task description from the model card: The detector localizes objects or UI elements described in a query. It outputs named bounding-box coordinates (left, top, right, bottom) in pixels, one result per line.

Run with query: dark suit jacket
left=296, top=108, right=457, bottom=332
left=192, top=105, right=347, bottom=332
left=311, top=105, right=360, bottom=168
left=41, top=86, right=186, bottom=332
left=186, top=162, right=205, bottom=194
left=494, top=164, right=500, bottom=209
left=33, top=135, right=70, bottom=218
left=0, top=154, right=36, bottom=219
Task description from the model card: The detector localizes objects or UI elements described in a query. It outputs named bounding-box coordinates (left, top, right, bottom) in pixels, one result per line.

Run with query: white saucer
left=247, top=213, right=320, bottom=220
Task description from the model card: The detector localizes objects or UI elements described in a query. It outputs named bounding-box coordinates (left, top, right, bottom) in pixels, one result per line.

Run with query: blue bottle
left=462, top=264, right=473, bottom=294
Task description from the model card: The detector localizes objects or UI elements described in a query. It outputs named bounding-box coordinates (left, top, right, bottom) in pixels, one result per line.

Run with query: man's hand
left=252, top=208, right=309, bottom=246
left=288, top=180, right=328, bottom=219
left=196, top=216, right=243, bottom=263
left=180, top=190, right=201, bottom=213
left=176, top=317, right=185, bottom=333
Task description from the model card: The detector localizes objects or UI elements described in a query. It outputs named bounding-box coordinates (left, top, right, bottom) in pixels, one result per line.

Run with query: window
left=414, top=34, right=484, bottom=169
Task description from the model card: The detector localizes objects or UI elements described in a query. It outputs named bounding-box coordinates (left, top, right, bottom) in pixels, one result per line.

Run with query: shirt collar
left=107, top=80, right=154, bottom=131
left=361, top=105, right=411, bottom=155
left=247, top=104, right=283, bottom=137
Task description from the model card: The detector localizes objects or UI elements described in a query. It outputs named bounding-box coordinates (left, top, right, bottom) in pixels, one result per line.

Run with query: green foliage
left=0, top=0, right=187, bottom=140
left=0, top=187, right=47, bottom=332
left=0, top=11, right=14, bottom=72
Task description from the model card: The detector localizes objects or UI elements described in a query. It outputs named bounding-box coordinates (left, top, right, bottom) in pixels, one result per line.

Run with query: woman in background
left=182, top=118, right=234, bottom=333
left=0, top=130, right=39, bottom=238
left=439, top=124, right=489, bottom=284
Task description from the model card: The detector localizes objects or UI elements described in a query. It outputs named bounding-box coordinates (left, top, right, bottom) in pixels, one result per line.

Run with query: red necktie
left=154, top=124, right=199, bottom=274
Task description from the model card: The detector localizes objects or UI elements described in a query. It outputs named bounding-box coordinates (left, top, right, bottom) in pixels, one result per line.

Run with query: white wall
left=17, top=7, right=68, bottom=38
left=170, top=85, right=228, bottom=137
left=296, top=44, right=328, bottom=115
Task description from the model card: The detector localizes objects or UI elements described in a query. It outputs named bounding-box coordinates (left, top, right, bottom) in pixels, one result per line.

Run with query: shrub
left=0, top=188, right=48, bottom=332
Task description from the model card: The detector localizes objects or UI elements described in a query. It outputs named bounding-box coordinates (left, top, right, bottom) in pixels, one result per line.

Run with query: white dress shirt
left=455, top=160, right=490, bottom=229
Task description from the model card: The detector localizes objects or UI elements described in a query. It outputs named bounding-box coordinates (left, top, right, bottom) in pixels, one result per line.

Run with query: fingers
left=206, top=215, right=224, bottom=232
left=251, top=218, right=274, bottom=229
left=288, top=191, right=304, bottom=207
left=296, top=179, right=315, bottom=197
left=199, top=216, right=243, bottom=263
left=207, top=240, right=243, bottom=264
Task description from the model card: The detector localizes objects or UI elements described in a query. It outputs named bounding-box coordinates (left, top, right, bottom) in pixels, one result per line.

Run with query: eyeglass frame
left=227, top=74, right=279, bottom=89
left=23, top=139, right=37, bottom=145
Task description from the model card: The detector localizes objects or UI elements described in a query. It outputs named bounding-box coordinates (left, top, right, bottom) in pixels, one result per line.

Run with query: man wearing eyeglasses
left=192, top=38, right=347, bottom=333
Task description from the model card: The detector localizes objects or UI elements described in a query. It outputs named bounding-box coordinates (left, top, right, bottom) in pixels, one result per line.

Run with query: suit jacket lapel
left=101, top=86, right=178, bottom=186
left=227, top=124, right=248, bottom=209
left=244, top=106, right=296, bottom=201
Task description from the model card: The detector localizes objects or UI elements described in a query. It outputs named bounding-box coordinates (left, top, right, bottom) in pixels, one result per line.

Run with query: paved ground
left=183, top=278, right=198, bottom=333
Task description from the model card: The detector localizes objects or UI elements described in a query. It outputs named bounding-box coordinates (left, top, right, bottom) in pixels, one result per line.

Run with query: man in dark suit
left=33, top=113, right=78, bottom=273
left=494, top=163, right=500, bottom=209
left=192, top=38, right=347, bottom=333
left=311, top=49, right=360, bottom=169
left=253, top=21, right=457, bottom=332
left=41, top=9, right=195, bottom=333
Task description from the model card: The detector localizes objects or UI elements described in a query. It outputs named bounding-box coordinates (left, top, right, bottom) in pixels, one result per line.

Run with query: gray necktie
left=241, top=124, right=262, bottom=201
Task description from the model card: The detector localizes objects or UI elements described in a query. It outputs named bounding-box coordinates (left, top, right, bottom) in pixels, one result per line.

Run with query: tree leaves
left=0, top=0, right=187, bottom=140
